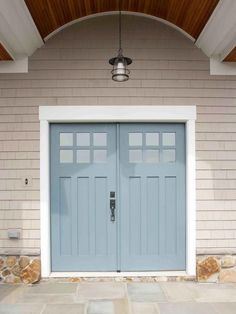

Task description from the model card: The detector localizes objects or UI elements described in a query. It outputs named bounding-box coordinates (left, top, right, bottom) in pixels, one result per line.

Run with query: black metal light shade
left=109, top=51, right=132, bottom=82
left=109, top=1, right=132, bottom=82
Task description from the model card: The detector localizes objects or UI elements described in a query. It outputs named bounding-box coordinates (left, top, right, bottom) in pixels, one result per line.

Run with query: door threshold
left=49, top=271, right=187, bottom=278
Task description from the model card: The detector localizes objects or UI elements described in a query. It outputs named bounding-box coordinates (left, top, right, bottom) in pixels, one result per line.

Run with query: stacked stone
left=0, top=256, right=40, bottom=284
left=1, top=254, right=236, bottom=284
left=197, top=255, right=236, bottom=283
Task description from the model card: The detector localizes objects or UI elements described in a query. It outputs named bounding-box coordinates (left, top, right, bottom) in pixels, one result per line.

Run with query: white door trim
left=39, top=105, right=197, bottom=277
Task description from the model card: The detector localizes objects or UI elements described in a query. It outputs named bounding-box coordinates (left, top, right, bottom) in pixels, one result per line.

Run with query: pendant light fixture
left=109, top=0, right=132, bottom=82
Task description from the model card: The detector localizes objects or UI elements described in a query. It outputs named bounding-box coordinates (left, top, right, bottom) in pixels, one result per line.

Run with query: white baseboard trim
left=49, top=271, right=188, bottom=278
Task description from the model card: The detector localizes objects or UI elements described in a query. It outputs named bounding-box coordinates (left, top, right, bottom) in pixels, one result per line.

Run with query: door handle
left=110, top=199, right=116, bottom=222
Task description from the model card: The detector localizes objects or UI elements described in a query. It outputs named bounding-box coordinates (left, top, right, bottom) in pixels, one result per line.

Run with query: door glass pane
left=77, top=150, right=90, bottom=163
left=144, top=150, right=159, bottom=163
left=93, top=133, right=107, bottom=146
left=60, top=133, right=73, bottom=146
left=163, top=149, right=176, bottom=162
left=93, top=150, right=107, bottom=163
left=162, top=133, right=175, bottom=146
left=129, top=133, right=142, bottom=146
left=146, top=133, right=159, bottom=146
left=129, top=150, right=142, bottom=163
left=77, top=133, right=90, bottom=146
left=60, top=150, right=73, bottom=163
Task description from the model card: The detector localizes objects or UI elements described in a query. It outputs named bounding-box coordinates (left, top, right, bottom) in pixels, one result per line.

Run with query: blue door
left=50, top=123, right=186, bottom=271
left=50, top=124, right=117, bottom=271
left=120, top=124, right=186, bottom=271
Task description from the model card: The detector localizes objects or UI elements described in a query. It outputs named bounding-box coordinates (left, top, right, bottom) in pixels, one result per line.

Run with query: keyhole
left=25, top=178, right=28, bottom=185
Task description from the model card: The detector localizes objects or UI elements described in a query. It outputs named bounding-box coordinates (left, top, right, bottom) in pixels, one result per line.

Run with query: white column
left=186, top=119, right=196, bottom=275
left=40, top=120, right=51, bottom=277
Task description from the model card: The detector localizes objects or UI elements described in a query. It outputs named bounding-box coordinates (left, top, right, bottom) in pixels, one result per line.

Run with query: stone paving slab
left=0, top=286, right=20, bottom=302
left=197, top=283, right=236, bottom=290
left=128, top=283, right=167, bottom=302
left=0, top=285, right=27, bottom=305
left=15, top=293, right=76, bottom=304
left=88, top=301, right=114, bottom=314
left=211, top=303, right=236, bottom=314
left=113, top=298, right=131, bottom=314
left=0, top=303, right=45, bottom=314
left=25, top=282, right=78, bottom=294
left=87, top=299, right=131, bottom=314
left=159, top=282, right=197, bottom=302
left=43, top=303, right=85, bottom=314
left=132, top=302, right=159, bottom=314
left=76, top=282, right=126, bottom=302
left=157, top=302, right=218, bottom=314
left=194, top=285, right=236, bottom=302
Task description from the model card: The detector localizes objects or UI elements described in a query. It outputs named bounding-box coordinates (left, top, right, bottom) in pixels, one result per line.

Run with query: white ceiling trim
left=196, top=0, right=236, bottom=61
left=210, top=58, right=236, bottom=75
left=0, top=57, right=28, bottom=73
left=45, top=11, right=195, bottom=42
left=0, top=0, right=43, bottom=60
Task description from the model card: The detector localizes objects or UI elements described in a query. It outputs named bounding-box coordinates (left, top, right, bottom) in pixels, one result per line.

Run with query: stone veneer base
left=197, top=254, right=236, bottom=283
left=1, top=254, right=236, bottom=284
left=0, top=255, right=40, bottom=284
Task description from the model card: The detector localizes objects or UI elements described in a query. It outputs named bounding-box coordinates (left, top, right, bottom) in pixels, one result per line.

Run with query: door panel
left=50, top=124, right=117, bottom=271
left=119, top=123, right=186, bottom=271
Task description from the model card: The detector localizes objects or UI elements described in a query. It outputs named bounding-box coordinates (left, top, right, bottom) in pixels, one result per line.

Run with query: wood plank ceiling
left=24, top=0, right=219, bottom=40
left=0, top=43, right=12, bottom=61
left=5, top=0, right=236, bottom=62
left=224, top=47, right=236, bottom=62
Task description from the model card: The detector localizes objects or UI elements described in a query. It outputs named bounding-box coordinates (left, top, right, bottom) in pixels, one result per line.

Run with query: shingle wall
left=0, top=15, right=236, bottom=255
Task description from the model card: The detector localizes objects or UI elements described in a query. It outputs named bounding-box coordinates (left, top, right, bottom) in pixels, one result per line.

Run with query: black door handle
left=110, top=199, right=116, bottom=222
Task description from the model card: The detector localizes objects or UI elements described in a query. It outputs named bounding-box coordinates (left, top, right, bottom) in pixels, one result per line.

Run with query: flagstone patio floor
left=0, top=280, right=236, bottom=313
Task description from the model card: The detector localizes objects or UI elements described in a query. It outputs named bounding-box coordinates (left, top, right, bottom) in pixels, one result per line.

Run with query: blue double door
left=50, top=123, right=186, bottom=271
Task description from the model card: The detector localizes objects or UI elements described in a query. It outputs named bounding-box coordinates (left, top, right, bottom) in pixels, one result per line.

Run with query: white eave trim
left=39, top=105, right=196, bottom=278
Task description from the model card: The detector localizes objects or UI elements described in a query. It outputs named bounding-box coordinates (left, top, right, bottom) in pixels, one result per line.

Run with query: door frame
left=39, top=105, right=196, bottom=278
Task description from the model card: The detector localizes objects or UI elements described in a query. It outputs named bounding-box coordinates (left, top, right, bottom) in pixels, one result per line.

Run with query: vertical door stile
left=116, top=123, right=121, bottom=271
left=141, top=132, right=148, bottom=256
left=72, top=132, right=78, bottom=258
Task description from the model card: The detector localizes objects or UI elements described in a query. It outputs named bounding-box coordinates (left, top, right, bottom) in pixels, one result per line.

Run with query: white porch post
left=40, top=119, right=51, bottom=277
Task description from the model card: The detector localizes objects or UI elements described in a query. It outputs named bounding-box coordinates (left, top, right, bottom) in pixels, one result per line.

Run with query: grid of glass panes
left=59, top=132, right=107, bottom=164
left=128, top=132, right=176, bottom=163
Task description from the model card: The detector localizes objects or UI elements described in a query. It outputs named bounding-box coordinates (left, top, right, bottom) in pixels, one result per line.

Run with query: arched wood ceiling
left=24, top=0, right=219, bottom=40
left=0, top=43, right=12, bottom=61
left=224, top=47, right=236, bottom=62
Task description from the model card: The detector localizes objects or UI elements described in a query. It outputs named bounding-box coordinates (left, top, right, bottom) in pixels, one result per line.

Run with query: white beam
left=196, top=0, right=236, bottom=61
left=0, top=0, right=43, bottom=59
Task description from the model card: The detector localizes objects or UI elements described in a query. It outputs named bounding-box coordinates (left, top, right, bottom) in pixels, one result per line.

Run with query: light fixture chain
left=119, top=0, right=122, bottom=53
